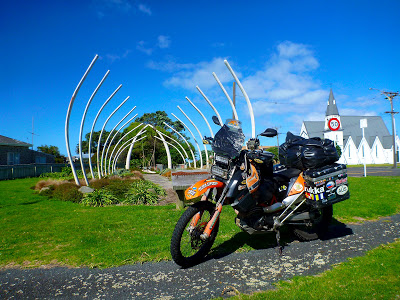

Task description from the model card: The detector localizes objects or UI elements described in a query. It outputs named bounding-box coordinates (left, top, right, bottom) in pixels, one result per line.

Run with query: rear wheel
left=292, top=205, right=333, bottom=241
left=170, top=201, right=219, bottom=267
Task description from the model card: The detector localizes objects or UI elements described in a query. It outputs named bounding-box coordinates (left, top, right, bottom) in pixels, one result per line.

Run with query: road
left=1, top=214, right=399, bottom=299
left=347, top=166, right=400, bottom=177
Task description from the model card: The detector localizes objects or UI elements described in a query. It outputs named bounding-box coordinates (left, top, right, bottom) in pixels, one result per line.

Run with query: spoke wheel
left=292, top=205, right=333, bottom=241
left=171, top=201, right=219, bottom=267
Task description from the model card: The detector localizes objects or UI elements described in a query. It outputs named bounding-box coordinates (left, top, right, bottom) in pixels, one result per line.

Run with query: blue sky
left=1, top=0, right=399, bottom=156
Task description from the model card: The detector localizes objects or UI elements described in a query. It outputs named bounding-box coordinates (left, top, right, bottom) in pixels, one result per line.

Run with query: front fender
left=185, top=178, right=225, bottom=200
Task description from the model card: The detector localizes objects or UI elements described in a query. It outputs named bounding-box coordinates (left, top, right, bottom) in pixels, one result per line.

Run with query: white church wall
left=357, top=138, right=373, bottom=164
left=342, top=137, right=360, bottom=165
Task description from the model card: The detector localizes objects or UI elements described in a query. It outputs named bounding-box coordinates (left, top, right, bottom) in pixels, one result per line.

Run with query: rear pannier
left=303, top=163, right=350, bottom=208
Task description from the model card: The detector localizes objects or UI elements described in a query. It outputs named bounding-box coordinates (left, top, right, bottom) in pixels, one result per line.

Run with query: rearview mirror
left=212, top=116, right=222, bottom=126
left=260, top=128, right=277, bottom=138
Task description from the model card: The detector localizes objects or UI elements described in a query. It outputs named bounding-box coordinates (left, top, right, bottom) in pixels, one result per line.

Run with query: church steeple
left=326, top=89, right=339, bottom=116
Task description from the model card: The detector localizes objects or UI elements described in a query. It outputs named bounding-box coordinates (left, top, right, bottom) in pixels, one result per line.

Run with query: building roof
left=303, top=116, right=393, bottom=149
left=325, top=89, right=339, bottom=116
left=0, top=135, right=32, bottom=147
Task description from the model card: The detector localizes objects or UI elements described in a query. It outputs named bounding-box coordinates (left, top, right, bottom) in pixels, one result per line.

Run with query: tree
left=37, top=145, right=65, bottom=163
left=135, top=111, right=184, bottom=132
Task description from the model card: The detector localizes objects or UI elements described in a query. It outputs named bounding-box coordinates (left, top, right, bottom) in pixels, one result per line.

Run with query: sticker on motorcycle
left=336, top=185, right=348, bottom=196
left=335, top=178, right=348, bottom=186
left=326, top=181, right=335, bottom=189
left=288, top=174, right=305, bottom=196
left=254, top=158, right=263, bottom=164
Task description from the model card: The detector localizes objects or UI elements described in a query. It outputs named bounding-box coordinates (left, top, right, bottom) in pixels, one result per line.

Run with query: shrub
left=124, top=180, right=166, bottom=205
left=89, top=178, right=111, bottom=190
left=104, top=179, right=136, bottom=201
left=81, top=189, right=118, bottom=207
left=52, top=183, right=83, bottom=203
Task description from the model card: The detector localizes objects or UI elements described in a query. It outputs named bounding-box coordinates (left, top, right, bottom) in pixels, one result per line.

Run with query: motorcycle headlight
left=215, top=155, right=229, bottom=165
left=211, top=165, right=228, bottom=179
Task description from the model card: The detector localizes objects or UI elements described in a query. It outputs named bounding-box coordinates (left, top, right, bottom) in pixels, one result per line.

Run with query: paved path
left=142, top=174, right=173, bottom=190
left=1, top=214, right=399, bottom=299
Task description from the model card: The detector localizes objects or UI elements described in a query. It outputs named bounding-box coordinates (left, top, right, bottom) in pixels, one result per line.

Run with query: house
left=300, top=89, right=400, bottom=165
left=0, top=135, right=55, bottom=165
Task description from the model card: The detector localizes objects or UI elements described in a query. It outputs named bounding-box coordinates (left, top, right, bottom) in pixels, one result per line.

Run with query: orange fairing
left=288, top=173, right=305, bottom=196
left=185, top=179, right=225, bottom=200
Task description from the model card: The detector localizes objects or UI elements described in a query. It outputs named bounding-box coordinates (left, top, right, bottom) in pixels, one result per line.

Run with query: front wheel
left=170, top=201, right=219, bottom=267
left=292, top=205, right=333, bottom=241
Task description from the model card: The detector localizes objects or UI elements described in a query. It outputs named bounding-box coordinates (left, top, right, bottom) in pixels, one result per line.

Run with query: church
left=300, top=89, right=400, bottom=165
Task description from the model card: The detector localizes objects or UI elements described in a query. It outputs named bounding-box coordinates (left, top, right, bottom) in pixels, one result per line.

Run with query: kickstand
left=275, top=228, right=283, bottom=256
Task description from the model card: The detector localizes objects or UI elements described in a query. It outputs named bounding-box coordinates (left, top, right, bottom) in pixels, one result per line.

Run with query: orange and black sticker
left=246, top=164, right=260, bottom=194
left=288, top=173, right=305, bottom=196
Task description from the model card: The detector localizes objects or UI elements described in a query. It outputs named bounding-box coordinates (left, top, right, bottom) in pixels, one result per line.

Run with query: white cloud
left=105, top=49, right=131, bottom=63
left=157, top=35, right=171, bottom=49
left=163, top=57, right=237, bottom=90
left=138, top=3, right=152, bottom=15
left=136, top=41, right=153, bottom=55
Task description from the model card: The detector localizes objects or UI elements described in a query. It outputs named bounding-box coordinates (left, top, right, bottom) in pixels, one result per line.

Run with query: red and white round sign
left=328, top=118, right=340, bottom=131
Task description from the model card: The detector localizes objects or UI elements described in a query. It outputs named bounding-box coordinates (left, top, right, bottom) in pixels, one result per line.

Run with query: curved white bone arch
left=185, top=97, right=214, bottom=138
left=196, top=86, right=223, bottom=127
left=100, top=106, right=136, bottom=176
left=88, top=84, right=122, bottom=179
left=157, top=130, right=190, bottom=166
left=148, top=125, right=172, bottom=169
left=78, top=70, right=110, bottom=186
left=113, top=128, right=147, bottom=173
left=163, top=122, right=196, bottom=168
left=96, top=96, right=130, bottom=178
left=124, top=124, right=152, bottom=170
left=171, top=113, right=203, bottom=169
left=177, top=106, right=209, bottom=168
left=108, top=123, right=145, bottom=173
left=224, top=60, right=255, bottom=138
left=113, top=135, right=147, bottom=172
left=104, top=113, right=138, bottom=175
left=155, top=136, right=186, bottom=165
left=212, top=72, right=239, bottom=120
left=114, top=129, right=147, bottom=172
left=65, top=54, right=98, bottom=186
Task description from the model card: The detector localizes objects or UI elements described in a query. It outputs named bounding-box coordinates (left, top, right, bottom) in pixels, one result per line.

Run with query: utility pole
left=369, top=88, right=399, bottom=168
left=232, top=82, right=236, bottom=120
left=28, top=116, right=39, bottom=150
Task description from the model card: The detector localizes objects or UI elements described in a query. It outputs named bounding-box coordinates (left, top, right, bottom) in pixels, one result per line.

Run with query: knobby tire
left=170, top=201, right=219, bottom=267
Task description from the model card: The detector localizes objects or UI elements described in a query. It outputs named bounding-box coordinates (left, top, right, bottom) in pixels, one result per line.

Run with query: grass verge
left=226, top=239, right=400, bottom=300
left=0, top=176, right=399, bottom=269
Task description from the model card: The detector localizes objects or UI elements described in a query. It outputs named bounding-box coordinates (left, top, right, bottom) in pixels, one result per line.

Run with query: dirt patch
left=157, top=189, right=179, bottom=206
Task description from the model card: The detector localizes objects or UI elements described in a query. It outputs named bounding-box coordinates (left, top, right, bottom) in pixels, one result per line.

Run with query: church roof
left=303, top=116, right=393, bottom=149
left=325, top=89, right=339, bottom=116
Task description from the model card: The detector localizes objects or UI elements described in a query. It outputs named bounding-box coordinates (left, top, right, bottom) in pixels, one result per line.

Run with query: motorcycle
left=170, top=117, right=350, bottom=267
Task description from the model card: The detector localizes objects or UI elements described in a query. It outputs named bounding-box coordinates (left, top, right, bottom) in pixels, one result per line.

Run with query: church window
left=376, top=145, right=378, bottom=157
left=348, top=146, right=351, bottom=157
left=362, top=146, right=365, bottom=157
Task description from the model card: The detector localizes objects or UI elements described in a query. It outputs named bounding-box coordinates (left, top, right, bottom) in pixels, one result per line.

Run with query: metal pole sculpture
left=212, top=72, right=239, bottom=120
left=104, top=113, right=138, bottom=176
left=224, top=60, right=255, bottom=138
left=108, top=123, right=145, bottom=173
left=65, top=54, right=99, bottom=186
left=172, top=113, right=203, bottom=169
left=79, top=70, right=110, bottom=186
left=114, top=135, right=147, bottom=172
left=186, top=97, right=214, bottom=138
left=96, top=96, right=130, bottom=178
left=157, top=130, right=190, bottom=166
left=196, top=86, right=223, bottom=127
left=177, top=106, right=209, bottom=168
left=155, top=136, right=186, bottom=165
left=163, top=122, right=196, bottom=168
left=100, top=106, right=136, bottom=176
left=88, top=84, right=122, bottom=179
left=124, top=124, right=150, bottom=170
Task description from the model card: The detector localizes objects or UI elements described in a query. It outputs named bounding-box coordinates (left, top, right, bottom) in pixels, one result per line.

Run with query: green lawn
left=0, top=176, right=400, bottom=269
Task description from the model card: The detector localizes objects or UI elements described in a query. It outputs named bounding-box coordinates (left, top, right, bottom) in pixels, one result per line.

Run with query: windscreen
left=212, top=119, right=245, bottom=158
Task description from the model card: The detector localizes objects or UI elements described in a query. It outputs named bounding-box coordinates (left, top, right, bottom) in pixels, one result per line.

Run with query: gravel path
left=1, top=214, right=399, bottom=300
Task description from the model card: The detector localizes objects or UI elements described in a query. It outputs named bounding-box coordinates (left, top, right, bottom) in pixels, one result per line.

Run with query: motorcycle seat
left=273, top=167, right=301, bottom=180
